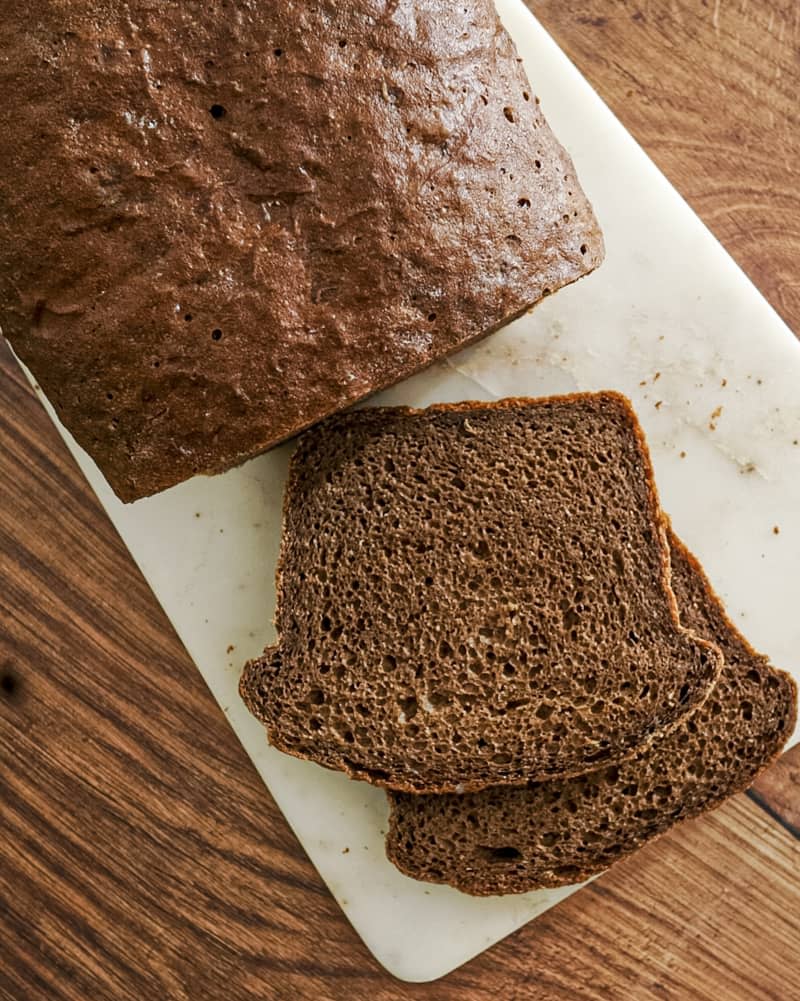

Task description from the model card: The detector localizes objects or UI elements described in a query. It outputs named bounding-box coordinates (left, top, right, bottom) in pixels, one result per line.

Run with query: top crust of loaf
left=384, top=529, right=797, bottom=894
left=0, top=0, right=602, bottom=501
left=241, top=392, right=721, bottom=793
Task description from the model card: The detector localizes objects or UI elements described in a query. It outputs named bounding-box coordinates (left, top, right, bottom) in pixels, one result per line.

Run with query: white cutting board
left=15, top=0, right=800, bottom=984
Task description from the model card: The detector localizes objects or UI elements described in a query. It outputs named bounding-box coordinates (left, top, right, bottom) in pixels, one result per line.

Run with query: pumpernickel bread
left=240, top=393, right=721, bottom=793
left=0, top=0, right=602, bottom=501
left=385, top=530, right=797, bottom=894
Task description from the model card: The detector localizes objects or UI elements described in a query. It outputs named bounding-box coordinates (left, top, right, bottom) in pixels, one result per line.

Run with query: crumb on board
left=195, top=511, right=201, bottom=518
left=679, top=451, right=687, bottom=459
left=653, top=371, right=661, bottom=382
left=654, top=400, right=662, bottom=410
left=342, top=846, right=349, bottom=854
left=226, top=644, right=235, bottom=654
left=639, top=379, right=647, bottom=387
left=709, top=405, right=723, bottom=431
left=741, top=462, right=757, bottom=474
left=773, top=526, right=780, bottom=535
left=721, top=378, right=728, bottom=387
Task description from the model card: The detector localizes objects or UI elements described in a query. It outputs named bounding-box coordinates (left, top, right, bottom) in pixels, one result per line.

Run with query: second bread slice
left=385, top=530, right=797, bottom=893
left=240, top=393, right=721, bottom=793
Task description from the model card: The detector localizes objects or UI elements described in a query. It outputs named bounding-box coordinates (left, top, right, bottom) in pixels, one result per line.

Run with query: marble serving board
left=17, top=0, right=800, bottom=984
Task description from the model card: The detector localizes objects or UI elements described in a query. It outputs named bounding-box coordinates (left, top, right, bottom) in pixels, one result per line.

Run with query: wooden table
left=2, top=3, right=799, bottom=998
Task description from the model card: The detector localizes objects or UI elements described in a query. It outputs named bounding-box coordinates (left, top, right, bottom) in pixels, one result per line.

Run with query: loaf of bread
left=385, top=530, right=797, bottom=894
left=240, top=394, right=721, bottom=793
left=0, top=1, right=603, bottom=501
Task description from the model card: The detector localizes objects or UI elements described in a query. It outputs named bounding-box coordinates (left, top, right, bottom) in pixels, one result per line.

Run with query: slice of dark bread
left=240, top=393, right=721, bottom=793
left=0, top=0, right=602, bottom=502
left=386, top=530, right=797, bottom=894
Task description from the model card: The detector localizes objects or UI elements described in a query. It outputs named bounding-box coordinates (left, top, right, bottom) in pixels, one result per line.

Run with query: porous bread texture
left=0, top=0, right=603, bottom=501
left=385, top=530, right=797, bottom=894
left=240, top=393, right=722, bottom=793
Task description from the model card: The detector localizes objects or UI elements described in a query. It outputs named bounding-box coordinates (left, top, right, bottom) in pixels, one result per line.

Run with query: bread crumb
left=195, top=511, right=201, bottom=518
left=721, top=378, right=727, bottom=387
left=639, top=379, right=647, bottom=387
left=741, top=462, right=757, bottom=474
left=709, top=405, right=723, bottom=431
left=342, top=846, right=349, bottom=854
left=653, top=372, right=661, bottom=382
left=773, top=526, right=780, bottom=535
left=227, top=644, right=235, bottom=654
left=654, top=401, right=662, bottom=410
left=679, top=451, right=686, bottom=459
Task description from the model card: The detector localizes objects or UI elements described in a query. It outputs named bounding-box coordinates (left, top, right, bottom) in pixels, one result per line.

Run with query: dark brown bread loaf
left=0, top=0, right=603, bottom=502
left=240, top=393, right=721, bottom=793
left=386, top=531, right=797, bottom=894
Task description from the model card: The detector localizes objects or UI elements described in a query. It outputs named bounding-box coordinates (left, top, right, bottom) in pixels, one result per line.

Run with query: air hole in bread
left=479, top=845, right=521, bottom=862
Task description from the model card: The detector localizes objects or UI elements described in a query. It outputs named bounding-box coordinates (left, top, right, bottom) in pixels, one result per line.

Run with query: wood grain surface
left=2, top=2, right=799, bottom=999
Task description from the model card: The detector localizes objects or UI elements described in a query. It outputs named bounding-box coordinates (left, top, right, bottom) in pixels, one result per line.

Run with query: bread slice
left=385, top=530, right=797, bottom=894
left=240, top=393, right=721, bottom=793
left=0, top=0, right=602, bottom=502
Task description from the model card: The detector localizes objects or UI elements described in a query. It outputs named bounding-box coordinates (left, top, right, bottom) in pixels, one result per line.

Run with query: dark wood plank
left=2, top=2, right=799, bottom=999
left=748, top=743, right=800, bottom=841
